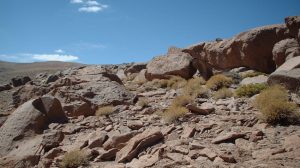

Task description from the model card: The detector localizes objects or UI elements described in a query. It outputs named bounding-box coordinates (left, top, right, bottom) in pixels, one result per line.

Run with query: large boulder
left=145, top=47, right=196, bottom=80
left=268, top=56, right=300, bottom=92
left=183, top=24, right=288, bottom=77
left=268, top=68, right=300, bottom=93
left=0, top=96, right=67, bottom=157
left=240, top=75, right=268, bottom=85
left=285, top=16, right=300, bottom=38
left=272, top=38, right=300, bottom=67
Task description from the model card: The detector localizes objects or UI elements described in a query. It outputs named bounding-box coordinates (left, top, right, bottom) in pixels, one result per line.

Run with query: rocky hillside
left=0, top=16, right=299, bottom=168
left=0, top=61, right=82, bottom=84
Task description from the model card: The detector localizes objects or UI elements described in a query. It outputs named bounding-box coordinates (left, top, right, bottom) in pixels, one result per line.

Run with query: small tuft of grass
left=182, top=77, right=207, bottom=98
left=172, top=95, right=193, bottom=107
left=144, top=76, right=187, bottom=90
left=235, top=83, right=268, bottom=97
left=95, top=106, right=115, bottom=116
left=206, top=74, right=233, bottom=90
left=213, top=88, right=233, bottom=100
left=137, top=97, right=149, bottom=108
left=162, top=106, right=189, bottom=123
left=254, top=85, right=300, bottom=125
left=61, top=150, right=88, bottom=168
left=167, top=76, right=187, bottom=89
left=162, top=95, right=193, bottom=123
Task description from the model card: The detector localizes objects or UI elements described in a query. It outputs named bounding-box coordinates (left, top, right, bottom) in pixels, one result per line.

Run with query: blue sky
left=0, top=0, right=300, bottom=64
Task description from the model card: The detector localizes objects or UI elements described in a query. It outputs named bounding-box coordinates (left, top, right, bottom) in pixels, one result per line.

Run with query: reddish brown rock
left=212, top=132, right=245, bottom=144
left=145, top=47, right=196, bottom=80
left=183, top=24, right=288, bottom=76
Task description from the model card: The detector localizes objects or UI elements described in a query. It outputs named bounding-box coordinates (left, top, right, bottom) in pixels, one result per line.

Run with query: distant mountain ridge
left=0, top=60, right=83, bottom=84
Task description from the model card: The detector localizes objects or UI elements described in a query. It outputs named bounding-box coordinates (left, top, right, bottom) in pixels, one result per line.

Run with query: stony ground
left=47, top=79, right=300, bottom=168
left=0, top=64, right=299, bottom=168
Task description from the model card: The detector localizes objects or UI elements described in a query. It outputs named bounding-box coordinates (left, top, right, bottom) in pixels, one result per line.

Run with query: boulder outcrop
left=272, top=38, right=300, bottom=67
left=183, top=24, right=288, bottom=77
left=145, top=47, right=196, bottom=80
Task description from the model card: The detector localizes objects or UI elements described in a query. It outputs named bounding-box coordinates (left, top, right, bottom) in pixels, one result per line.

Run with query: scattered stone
left=127, top=120, right=144, bottom=130
left=186, top=104, right=211, bottom=115
left=212, top=132, right=245, bottom=144
left=284, top=135, right=300, bottom=152
left=116, top=128, right=163, bottom=163
left=199, top=148, right=217, bottom=161
left=103, top=131, right=137, bottom=150
left=88, top=131, right=108, bottom=149
left=181, top=125, right=196, bottom=138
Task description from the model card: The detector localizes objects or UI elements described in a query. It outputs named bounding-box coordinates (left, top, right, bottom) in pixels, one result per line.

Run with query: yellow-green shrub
left=61, top=150, right=88, bottom=168
left=213, top=88, right=233, bottom=100
left=206, top=74, right=233, bottom=90
left=95, top=106, right=115, bottom=116
left=255, top=85, right=300, bottom=125
left=235, top=83, right=268, bottom=97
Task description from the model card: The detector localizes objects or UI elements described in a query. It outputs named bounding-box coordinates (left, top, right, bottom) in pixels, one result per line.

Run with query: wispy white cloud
left=0, top=53, right=79, bottom=63
left=54, top=49, right=65, bottom=53
left=32, top=54, right=78, bottom=61
left=70, top=0, right=84, bottom=4
left=86, top=0, right=99, bottom=6
left=70, top=0, right=108, bottom=13
left=79, top=6, right=102, bottom=13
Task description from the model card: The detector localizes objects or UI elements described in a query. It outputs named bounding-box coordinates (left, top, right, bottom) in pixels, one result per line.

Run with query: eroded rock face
left=272, top=38, right=300, bottom=67
left=145, top=47, right=196, bottom=80
left=183, top=24, right=288, bottom=77
left=0, top=96, right=67, bottom=157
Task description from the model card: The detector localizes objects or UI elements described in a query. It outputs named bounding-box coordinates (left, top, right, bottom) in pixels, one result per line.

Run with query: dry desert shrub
left=182, top=77, right=208, bottom=98
left=163, top=105, right=189, bottom=123
left=255, top=85, right=299, bottom=125
left=162, top=95, right=192, bottom=123
left=213, top=88, right=233, bottom=100
left=60, top=150, right=88, bottom=168
left=95, top=106, right=115, bottom=116
left=206, top=74, right=233, bottom=90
